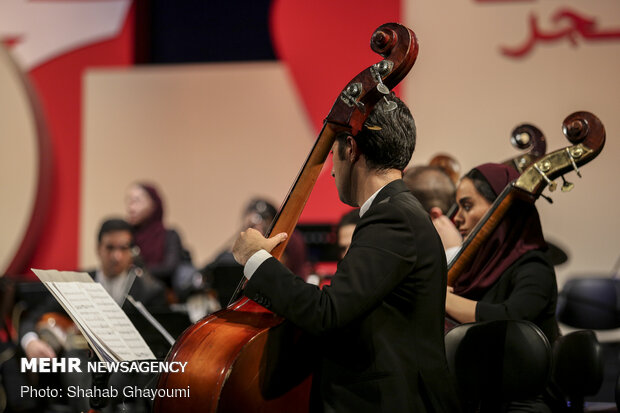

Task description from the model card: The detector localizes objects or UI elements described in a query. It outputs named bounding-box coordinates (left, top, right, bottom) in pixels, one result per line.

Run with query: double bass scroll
left=267, top=23, right=419, bottom=260
left=502, top=123, right=546, bottom=173
left=429, top=154, right=461, bottom=184
left=154, top=23, right=419, bottom=413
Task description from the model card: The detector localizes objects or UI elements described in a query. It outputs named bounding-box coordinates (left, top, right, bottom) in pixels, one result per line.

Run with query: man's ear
left=346, top=136, right=361, bottom=163
left=429, top=207, right=443, bottom=219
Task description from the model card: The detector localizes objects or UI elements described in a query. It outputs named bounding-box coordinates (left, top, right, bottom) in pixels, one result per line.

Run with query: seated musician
left=19, top=218, right=168, bottom=413
left=202, top=197, right=310, bottom=307
left=435, top=162, right=561, bottom=412
left=308, top=209, right=361, bottom=288
left=232, top=95, right=461, bottom=412
left=336, top=208, right=360, bottom=260
left=403, top=164, right=456, bottom=215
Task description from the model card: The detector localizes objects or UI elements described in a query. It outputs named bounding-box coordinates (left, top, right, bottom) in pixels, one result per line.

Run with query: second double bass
left=155, top=23, right=430, bottom=413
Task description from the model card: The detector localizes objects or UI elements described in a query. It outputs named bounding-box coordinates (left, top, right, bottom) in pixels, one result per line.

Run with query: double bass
left=154, top=23, right=419, bottom=412
left=448, top=111, right=606, bottom=287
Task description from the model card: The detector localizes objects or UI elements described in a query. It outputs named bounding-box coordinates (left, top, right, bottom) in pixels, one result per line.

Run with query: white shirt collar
left=359, top=184, right=388, bottom=217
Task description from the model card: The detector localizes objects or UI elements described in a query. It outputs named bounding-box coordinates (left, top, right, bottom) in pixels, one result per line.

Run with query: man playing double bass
left=233, top=95, right=461, bottom=412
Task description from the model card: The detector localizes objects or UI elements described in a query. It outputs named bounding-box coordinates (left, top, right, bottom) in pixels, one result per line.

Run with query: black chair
left=552, top=330, right=604, bottom=412
left=445, top=319, right=551, bottom=412
left=557, top=276, right=620, bottom=409
left=616, top=373, right=620, bottom=411
left=557, top=277, right=620, bottom=330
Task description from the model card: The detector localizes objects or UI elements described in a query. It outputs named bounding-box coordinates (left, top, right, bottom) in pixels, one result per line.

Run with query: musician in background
left=202, top=197, right=310, bottom=307
left=402, top=163, right=463, bottom=261
left=20, top=218, right=167, bottom=359
left=19, top=218, right=167, bottom=413
left=336, top=208, right=360, bottom=260
left=1, top=278, right=38, bottom=412
left=232, top=95, right=461, bottom=412
left=437, top=163, right=560, bottom=412
left=307, top=209, right=361, bottom=288
left=126, top=182, right=200, bottom=302
left=403, top=165, right=456, bottom=215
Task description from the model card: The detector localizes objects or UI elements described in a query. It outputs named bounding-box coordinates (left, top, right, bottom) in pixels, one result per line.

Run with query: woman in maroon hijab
left=442, top=163, right=561, bottom=412
left=125, top=183, right=188, bottom=289
left=443, top=163, right=560, bottom=343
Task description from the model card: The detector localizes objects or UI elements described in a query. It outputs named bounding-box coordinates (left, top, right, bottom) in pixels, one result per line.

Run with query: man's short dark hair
left=403, top=166, right=456, bottom=214
left=337, top=94, right=416, bottom=171
left=97, top=218, right=133, bottom=244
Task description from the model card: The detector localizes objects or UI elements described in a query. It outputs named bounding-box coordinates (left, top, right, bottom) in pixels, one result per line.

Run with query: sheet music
left=32, top=269, right=156, bottom=362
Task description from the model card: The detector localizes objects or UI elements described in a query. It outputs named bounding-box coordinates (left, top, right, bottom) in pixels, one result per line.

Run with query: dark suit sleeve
left=244, top=202, right=417, bottom=335
left=476, top=252, right=556, bottom=322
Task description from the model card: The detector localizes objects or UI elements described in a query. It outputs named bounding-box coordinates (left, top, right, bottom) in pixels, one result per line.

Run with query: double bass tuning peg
left=371, top=64, right=397, bottom=112
left=566, top=147, right=583, bottom=178
left=382, top=98, right=398, bottom=112
left=377, top=82, right=397, bottom=112
left=561, top=176, right=574, bottom=192
left=560, top=147, right=583, bottom=192
left=534, top=163, right=557, bottom=192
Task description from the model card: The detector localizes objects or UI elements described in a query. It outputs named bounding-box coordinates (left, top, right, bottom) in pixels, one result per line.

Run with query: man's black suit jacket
left=244, top=180, right=461, bottom=413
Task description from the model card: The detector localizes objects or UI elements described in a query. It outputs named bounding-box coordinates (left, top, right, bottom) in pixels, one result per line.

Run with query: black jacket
left=245, top=180, right=461, bottom=413
left=476, top=249, right=560, bottom=345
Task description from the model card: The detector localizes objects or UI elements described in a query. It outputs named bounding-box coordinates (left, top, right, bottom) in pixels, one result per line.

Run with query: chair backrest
left=616, top=372, right=620, bottom=411
left=557, top=277, right=620, bottom=330
left=445, top=319, right=551, bottom=410
left=552, top=330, right=604, bottom=402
